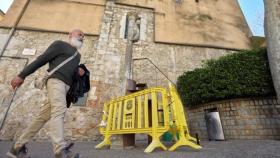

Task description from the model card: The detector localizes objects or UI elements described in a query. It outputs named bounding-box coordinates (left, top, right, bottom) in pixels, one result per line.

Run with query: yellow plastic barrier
left=95, top=84, right=201, bottom=153
left=168, top=83, right=202, bottom=151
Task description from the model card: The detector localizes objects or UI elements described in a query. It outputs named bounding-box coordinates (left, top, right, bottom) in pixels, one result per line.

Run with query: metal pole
left=0, top=88, right=17, bottom=130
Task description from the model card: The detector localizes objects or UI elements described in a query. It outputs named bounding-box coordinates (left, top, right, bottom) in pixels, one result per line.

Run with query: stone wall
left=187, top=97, right=280, bottom=140
left=116, top=0, right=252, bottom=50
left=100, top=2, right=237, bottom=90
left=2, top=0, right=251, bottom=48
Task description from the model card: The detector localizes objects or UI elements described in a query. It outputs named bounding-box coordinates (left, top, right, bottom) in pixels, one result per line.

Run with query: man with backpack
left=7, top=29, right=85, bottom=158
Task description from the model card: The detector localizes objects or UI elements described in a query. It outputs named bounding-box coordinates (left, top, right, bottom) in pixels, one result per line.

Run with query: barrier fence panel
left=168, top=84, right=202, bottom=151
left=95, top=84, right=201, bottom=153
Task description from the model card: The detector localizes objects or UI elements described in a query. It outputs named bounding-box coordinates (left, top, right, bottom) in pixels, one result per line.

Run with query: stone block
left=230, top=106, right=237, bottom=111
left=273, top=99, right=278, bottom=105
left=258, top=100, right=263, bottom=106
left=254, top=100, right=259, bottom=106
left=263, top=99, right=268, bottom=105
left=249, top=100, right=255, bottom=105
left=267, top=99, right=273, bottom=105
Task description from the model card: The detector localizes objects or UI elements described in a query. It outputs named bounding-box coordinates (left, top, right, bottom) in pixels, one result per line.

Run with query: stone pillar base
left=110, top=134, right=136, bottom=149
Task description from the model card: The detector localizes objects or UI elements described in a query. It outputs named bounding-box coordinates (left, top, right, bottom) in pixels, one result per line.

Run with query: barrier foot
left=95, top=138, right=111, bottom=149
left=186, top=135, right=198, bottom=142
left=169, top=137, right=201, bottom=151
left=144, top=139, right=167, bottom=153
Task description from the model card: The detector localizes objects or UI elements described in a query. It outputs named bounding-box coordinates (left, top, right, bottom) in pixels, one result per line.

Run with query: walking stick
left=0, top=87, right=18, bottom=131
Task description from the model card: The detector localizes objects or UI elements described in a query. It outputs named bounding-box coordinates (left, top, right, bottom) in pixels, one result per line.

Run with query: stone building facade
left=0, top=0, right=253, bottom=140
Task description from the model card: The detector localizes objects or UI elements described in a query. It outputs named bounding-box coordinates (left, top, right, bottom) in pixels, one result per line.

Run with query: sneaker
left=55, top=143, right=80, bottom=158
left=6, top=144, right=30, bottom=158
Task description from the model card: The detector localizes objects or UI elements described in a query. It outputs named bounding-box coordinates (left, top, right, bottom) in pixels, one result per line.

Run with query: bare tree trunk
left=264, top=0, right=280, bottom=99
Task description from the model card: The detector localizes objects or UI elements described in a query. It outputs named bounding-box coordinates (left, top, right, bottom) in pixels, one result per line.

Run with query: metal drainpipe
left=0, top=0, right=31, bottom=57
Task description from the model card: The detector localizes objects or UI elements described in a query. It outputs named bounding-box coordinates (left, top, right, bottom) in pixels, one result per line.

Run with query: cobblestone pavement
left=0, top=140, right=280, bottom=158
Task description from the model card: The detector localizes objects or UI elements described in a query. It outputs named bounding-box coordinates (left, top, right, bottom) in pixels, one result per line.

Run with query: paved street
left=0, top=140, right=280, bottom=158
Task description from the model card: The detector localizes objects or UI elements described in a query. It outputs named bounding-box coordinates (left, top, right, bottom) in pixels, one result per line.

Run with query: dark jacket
left=66, top=64, right=90, bottom=107
left=19, top=40, right=81, bottom=86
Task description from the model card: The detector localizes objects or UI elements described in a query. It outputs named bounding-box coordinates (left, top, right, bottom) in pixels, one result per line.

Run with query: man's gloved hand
left=11, top=76, right=24, bottom=90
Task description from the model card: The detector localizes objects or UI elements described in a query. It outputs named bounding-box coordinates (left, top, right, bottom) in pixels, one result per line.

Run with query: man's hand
left=11, top=76, right=24, bottom=90
left=78, top=67, right=85, bottom=76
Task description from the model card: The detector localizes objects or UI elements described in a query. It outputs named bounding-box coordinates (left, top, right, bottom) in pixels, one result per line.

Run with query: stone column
left=121, top=12, right=140, bottom=149
left=111, top=11, right=140, bottom=149
left=264, top=0, right=280, bottom=100
left=124, top=12, right=140, bottom=80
